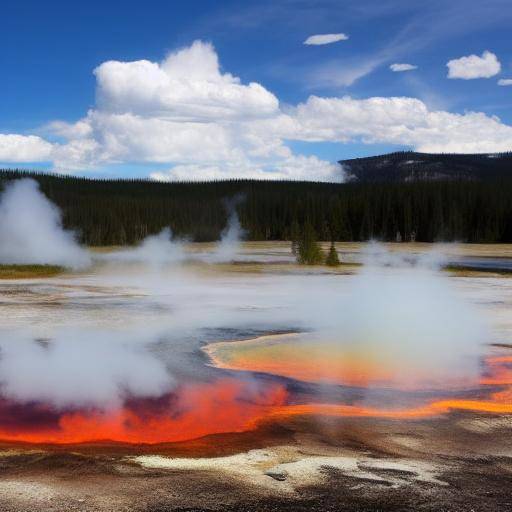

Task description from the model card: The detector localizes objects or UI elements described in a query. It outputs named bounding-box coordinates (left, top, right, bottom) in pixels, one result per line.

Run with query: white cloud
left=2, top=41, right=512, bottom=180
left=278, top=95, right=512, bottom=153
left=46, top=41, right=301, bottom=176
left=151, top=154, right=342, bottom=182
left=390, top=63, right=418, bottom=72
left=309, top=57, right=382, bottom=87
left=46, top=119, right=93, bottom=139
left=303, top=33, right=348, bottom=45
left=94, top=40, right=278, bottom=120
left=0, top=134, right=53, bottom=162
left=447, top=50, right=501, bottom=79
left=498, top=78, right=512, bottom=86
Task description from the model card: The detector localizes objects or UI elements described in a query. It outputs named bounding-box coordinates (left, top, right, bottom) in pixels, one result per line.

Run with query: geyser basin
left=0, top=341, right=510, bottom=446
left=0, top=243, right=511, bottom=447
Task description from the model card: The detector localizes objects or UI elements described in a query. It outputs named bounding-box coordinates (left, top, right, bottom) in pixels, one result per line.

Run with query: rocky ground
left=0, top=412, right=511, bottom=511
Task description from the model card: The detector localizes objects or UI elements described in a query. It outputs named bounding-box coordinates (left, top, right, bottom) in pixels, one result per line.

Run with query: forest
left=1, top=169, right=512, bottom=245
left=341, top=151, right=512, bottom=182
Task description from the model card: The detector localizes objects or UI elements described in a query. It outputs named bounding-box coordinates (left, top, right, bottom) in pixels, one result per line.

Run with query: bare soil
left=0, top=412, right=511, bottom=511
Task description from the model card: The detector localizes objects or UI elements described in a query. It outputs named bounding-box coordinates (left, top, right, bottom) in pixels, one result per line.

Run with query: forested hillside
left=342, top=151, right=512, bottom=182
left=1, top=169, right=512, bottom=244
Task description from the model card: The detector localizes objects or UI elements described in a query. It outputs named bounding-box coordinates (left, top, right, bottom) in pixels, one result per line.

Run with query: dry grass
left=91, top=241, right=512, bottom=258
left=0, top=264, right=65, bottom=279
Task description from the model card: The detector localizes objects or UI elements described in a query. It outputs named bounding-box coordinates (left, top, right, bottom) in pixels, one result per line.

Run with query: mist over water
left=0, top=179, right=91, bottom=268
left=0, top=183, right=494, bottom=425
left=299, top=244, right=488, bottom=389
left=0, top=327, right=174, bottom=410
left=99, top=228, right=185, bottom=266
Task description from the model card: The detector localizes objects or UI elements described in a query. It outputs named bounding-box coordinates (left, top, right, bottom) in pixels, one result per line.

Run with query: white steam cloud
left=302, top=244, right=487, bottom=388
left=0, top=328, right=174, bottom=410
left=97, top=195, right=246, bottom=267
left=100, top=228, right=185, bottom=266
left=0, top=231, right=491, bottom=413
left=208, top=195, right=246, bottom=263
left=0, top=179, right=91, bottom=268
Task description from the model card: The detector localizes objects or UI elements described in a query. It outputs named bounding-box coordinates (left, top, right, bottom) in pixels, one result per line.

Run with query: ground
left=0, top=264, right=64, bottom=279
left=0, top=242, right=511, bottom=511
left=0, top=411, right=511, bottom=511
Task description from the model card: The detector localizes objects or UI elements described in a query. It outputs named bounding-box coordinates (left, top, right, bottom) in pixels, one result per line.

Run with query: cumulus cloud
left=279, top=95, right=512, bottom=153
left=94, top=40, right=279, bottom=120
left=0, top=134, right=53, bottom=162
left=447, top=50, right=501, bottom=79
left=44, top=41, right=339, bottom=180
left=390, top=63, right=418, bottom=72
left=498, top=78, right=512, bottom=86
left=303, top=33, right=349, bottom=45
left=2, top=41, right=512, bottom=178
left=151, top=154, right=341, bottom=182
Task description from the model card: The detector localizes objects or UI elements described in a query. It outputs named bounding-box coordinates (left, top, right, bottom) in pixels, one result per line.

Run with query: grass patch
left=444, top=264, right=512, bottom=277
left=0, top=264, right=65, bottom=279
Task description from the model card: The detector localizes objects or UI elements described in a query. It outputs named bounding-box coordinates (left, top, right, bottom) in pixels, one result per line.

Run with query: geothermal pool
left=0, top=243, right=511, bottom=446
left=1, top=242, right=512, bottom=511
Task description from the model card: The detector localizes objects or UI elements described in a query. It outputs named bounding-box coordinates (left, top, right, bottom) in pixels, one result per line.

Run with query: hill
left=341, top=151, right=512, bottom=183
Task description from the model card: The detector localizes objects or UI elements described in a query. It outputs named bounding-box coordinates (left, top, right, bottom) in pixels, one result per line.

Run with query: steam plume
left=0, top=179, right=90, bottom=268
left=209, top=195, right=246, bottom=262
left=302, top=244, right=487, bottom=388
left=100, top=228, right=185, bottom=266
left=0, top=328, right=174, bottom=410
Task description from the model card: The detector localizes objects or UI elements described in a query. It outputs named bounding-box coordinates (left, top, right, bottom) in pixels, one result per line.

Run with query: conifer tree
left=297, top=221, right=323, bottom=265
left=325, top=240, right=340, bottom=266
left=290, top=219, right=300, bottom=255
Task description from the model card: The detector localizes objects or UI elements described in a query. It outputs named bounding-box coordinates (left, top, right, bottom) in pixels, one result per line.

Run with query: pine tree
left=1, top=169, right=512, bottom=246
left=290, top=219, right=300, bottom=255
left=297, top=222, right=323, bottom=265
left=325, top=241, right=340, bottom=266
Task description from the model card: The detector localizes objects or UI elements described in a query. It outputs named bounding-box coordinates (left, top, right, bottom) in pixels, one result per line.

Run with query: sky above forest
left=1, top=0, right=512, bottom=181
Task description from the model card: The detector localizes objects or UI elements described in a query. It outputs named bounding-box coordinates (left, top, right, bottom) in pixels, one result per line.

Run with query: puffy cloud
left=447, top=50, right=501, bottom=79
left=498, top=78, right=512, bottom=86
left=94, top=40, right=278, bottom=120
left=47, top=41, right=298, bottom=176
left=151, top=154, right=342, bottom=182
left=279, top=95, right=512, bottom=153
left=46, top=119, right=93, bottom=139
left=303, top=33, right=349, bottom=45
left=390, top=63, right=418, bottom=72
left=2, top=41, right=512, bottom=180
left=0, top=134, right=53, bottom=162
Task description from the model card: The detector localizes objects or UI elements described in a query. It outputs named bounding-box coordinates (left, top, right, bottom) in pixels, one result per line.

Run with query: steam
left=100, top=228, right=185, bottom=266
left=0, top=179, right=91, bottom=268
left=302, top=244, right=487, bottom=388
left=98, top=194, right=246, bottom=267
left=208, top=195, right=246, bottom=263
left=91, top=242, right=488, bottom=391
left=0, top=328, right=174, bottom=410
left=0, top=233, right=493, bottom=422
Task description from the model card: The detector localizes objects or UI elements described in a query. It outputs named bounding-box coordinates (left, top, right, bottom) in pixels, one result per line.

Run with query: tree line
left=1, top=169, right=512, bottom=245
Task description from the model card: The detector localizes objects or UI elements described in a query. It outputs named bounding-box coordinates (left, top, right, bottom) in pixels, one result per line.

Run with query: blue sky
left=1, top=0, right=512, bottom=181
